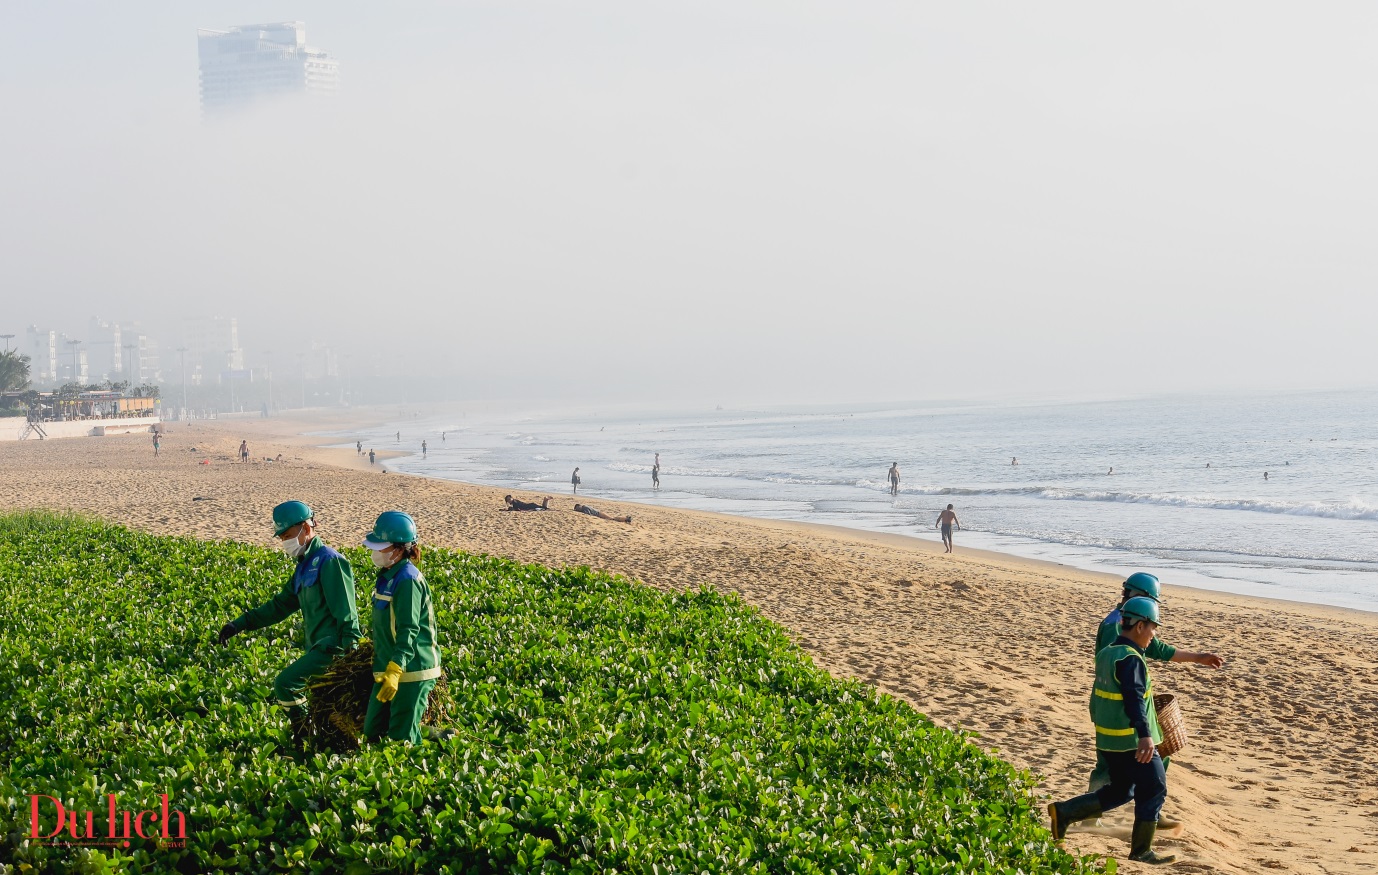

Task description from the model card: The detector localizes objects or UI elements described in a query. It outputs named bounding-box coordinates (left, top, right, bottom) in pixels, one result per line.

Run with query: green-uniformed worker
left=218, top=501, right=361, bottom=751
left=361, top=511, right=442, bottom=744
left=1050, top=597, right=1176, bottom=865
left=1089, top=573, right=1224, bottom=801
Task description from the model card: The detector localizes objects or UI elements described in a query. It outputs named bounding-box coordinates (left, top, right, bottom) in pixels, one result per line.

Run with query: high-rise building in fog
left=25, top=326, right=57, bottom=384
left=197, top=22, right=338, bottom=113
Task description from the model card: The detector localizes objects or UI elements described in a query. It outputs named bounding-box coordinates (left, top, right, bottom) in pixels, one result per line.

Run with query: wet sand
left=3, top=410, right=1376, bottom=874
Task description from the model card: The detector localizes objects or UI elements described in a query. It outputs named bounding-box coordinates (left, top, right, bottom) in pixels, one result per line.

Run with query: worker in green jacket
left=1050, top=597, right=1176, bottom=865
left=361, top=511, right=442, bottom=744
left=1088, top=572, right=1224, bottom=802
left=218, top=501, right=361, bottom=752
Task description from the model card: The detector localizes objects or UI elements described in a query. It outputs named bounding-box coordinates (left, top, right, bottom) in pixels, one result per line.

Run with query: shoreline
left=313, top=417, right=1375, bottom=622
left=3, top=409, right=1377, bottom=873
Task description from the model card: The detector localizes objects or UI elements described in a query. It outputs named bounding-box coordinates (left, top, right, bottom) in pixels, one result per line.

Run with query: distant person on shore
left=504, top=495, right=551, bottom=511
left=574, top=503, right=631, bottom=524
left=395, top=431, right=400, bottom=443
left=421, top=440, right=427, bottom=459
left=571, top=468, right=581, bottom=494
left=887, top=462, right=900, bottom=496
left=357, top=441, right=362, bottom=455
left=1087, top=573, right=1224, bottom=830
left=652, top=454, right=661, bottom=490
left=1108, top=467, right=1114, bottom=475
left=1047, top=597, right=1176, bottom=865
left=1012, top=457, right=1018, bottom=466
left=442, top=432, right=446, bottom=443
left=152, top=433, right=161, bottom=457
left=936, top=504, right=960, bottom=553
left=368, top=449, right=376, bottom=465
left=239, top=440, right=250, bottom=463
left=1263, top=471, right=1269, bottom=480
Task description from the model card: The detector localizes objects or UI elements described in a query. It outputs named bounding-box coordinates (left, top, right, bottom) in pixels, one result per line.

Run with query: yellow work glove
left=376, top=661, right=403, bottom=703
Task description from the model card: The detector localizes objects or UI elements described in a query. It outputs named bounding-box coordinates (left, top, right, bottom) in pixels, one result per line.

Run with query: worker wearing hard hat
left=218, top=500, right=361, bottom=752
left=1088, top=572, right=1224, bottom=797
left=1050, top=597, right=1177, bottom=865
left=361, top=510, right=442, bottom=744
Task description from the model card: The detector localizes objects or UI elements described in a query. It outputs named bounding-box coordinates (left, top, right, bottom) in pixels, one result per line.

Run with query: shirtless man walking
left=936, top=504, right=960, bottom=553
left=887, top=462, right=901, bottom=496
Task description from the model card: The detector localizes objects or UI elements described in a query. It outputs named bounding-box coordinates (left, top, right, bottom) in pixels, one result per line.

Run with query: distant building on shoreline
left=197, top=22, right=338, bottom=114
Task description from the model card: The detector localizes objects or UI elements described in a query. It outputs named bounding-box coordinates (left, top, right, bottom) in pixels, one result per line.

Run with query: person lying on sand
left=573, top=503, right=631, bottom=524
left=504, top=495, right=551, bottom=511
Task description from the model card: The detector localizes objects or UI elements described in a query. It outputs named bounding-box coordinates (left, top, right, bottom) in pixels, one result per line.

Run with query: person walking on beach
left=571, top=467, right=581, bottom=494
left=217, top=501, right=361, bottom=754
left=239, top=440, right=250, bottom=463
left=395, top=431, right=400, bottom=443
left=1087, top=573, right=1224, bottom=828
left=368, top=448, right=376, bottom=465
left=152, top=433, right=161, bottom=457
left=1048, top=597, right=1176, bottom=865
left=652, top=454, right=660, bottom=490
left=936, top=504, right=960, bottom=552
left=887, top=463, right=901, bottom=496
left=357, top=441, right=362, bottom=455
left=421, top=440, right=427, bottom=459
left=362, top=511, right=441, bottom=745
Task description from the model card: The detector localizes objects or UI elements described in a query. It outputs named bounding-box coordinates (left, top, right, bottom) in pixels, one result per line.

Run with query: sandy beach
left=3, top=411, right=1376, bottom=874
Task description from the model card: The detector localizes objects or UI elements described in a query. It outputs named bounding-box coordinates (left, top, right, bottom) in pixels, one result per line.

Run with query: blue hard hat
left=1123, top=572, right=1161, bottom=602
left=1121, top=596, right=1161, bottom=627
left=272, top=500, right=313, bottom=536
left=363, top=510, right=418, bottom=548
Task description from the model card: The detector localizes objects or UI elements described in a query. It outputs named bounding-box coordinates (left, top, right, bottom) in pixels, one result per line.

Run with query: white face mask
left=281, top=531, right=309, bottom=559
left=370, top=548, right=396, bottom=569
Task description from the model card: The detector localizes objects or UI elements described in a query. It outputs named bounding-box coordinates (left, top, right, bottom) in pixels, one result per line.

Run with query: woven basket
left=1154, top=693, right=1189, bottom=758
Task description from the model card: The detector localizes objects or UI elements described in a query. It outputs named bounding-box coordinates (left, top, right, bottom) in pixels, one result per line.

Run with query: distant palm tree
left=0, top=351, right=31, bottom=392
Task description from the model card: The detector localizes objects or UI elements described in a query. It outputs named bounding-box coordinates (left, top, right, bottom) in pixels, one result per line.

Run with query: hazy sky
left=3, top=2, right=1377, bottom=405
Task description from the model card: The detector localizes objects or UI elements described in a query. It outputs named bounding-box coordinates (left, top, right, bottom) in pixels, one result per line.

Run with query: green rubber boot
left=1128, top=820, right=1177, bottom=865
left=1048, top=794, right=1103, bottom=841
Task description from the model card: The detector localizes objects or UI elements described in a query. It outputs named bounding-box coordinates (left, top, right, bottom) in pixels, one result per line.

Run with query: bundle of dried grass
left=308, top=641, right=450, bottom=752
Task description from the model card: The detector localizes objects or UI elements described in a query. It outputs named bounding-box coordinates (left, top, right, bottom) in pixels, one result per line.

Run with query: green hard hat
left=363, top=510, right=417, bottom=548
left=1123, top=572, right=1161, bottom=601
left=272, top=500, right=313, bottom=536
left=1121, top=596, right=1161, bottom=627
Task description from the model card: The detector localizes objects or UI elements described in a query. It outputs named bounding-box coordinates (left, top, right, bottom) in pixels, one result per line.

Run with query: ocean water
left=334, top=390, right=1378, bottom=613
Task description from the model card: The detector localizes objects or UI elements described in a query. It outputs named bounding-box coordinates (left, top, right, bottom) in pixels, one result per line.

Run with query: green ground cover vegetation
left=0, top=512, right=1102, bottom=874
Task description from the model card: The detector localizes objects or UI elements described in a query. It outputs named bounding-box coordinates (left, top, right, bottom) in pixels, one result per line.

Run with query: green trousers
left=363, top=679, right=436, bottom=744
left=1090, top=749, right=1171, bottom=792
left=272, top=647, right=339, bottom=717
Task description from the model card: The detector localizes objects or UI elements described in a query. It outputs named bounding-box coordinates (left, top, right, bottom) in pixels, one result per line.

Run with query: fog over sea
left=334, top=390, right=1378, bottom=613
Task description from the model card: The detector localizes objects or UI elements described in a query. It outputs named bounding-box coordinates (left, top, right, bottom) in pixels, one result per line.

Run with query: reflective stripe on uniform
left=373, top=667, right=441, bottom=683
left=374, top=593, right=393, bottom=602
left=278, top=696, right=308, bottom=707
left=1095, top=725, right=1138, bottom=736
left=1093, top=688, right=1123, bottom=700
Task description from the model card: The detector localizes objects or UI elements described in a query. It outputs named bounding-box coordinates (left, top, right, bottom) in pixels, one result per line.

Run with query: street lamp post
left=0, top=334, right=14, bottom=353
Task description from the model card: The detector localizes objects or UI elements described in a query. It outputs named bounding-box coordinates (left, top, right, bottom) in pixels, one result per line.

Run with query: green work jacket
left=1089, top=643, right=1163, bottom=752
left=371, top=559, right=442, bottom=683
left=235, top=537, right=361, bottom=654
